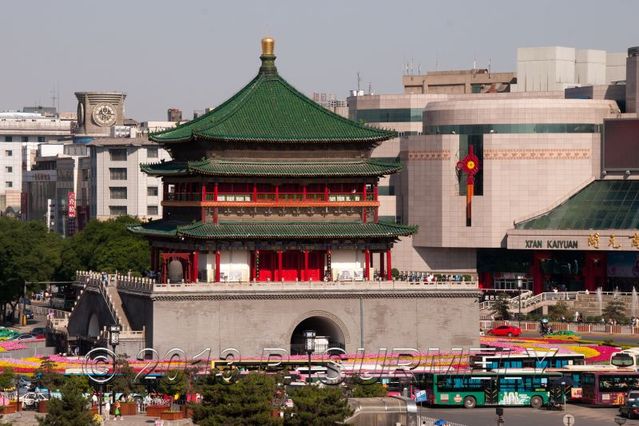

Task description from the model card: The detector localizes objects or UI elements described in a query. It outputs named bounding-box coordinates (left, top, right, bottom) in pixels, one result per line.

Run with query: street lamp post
left=303, top=330, right=316, bottom=385
left=517, top=276, right=523, bottom=329
left=108, top=324, right=121, bottom=406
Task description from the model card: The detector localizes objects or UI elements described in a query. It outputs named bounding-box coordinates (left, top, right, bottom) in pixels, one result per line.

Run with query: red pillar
left=324, top=183, right=329, bottom=201
left=201, top=182, right=207, bottom=201
left=161, top=255, right=167, bottom=284
left=253, top=182, right=257, bottom=202
left=192, top=251, right=199, bottom=283
left=386, top=249, right=392, bottom=280
left=373, top=183, right=378, bottom=200
left=530, top=252, right=548, bottom=294
left=303, top=250, right=309, bottom=281
left=364, top=249, right=370, bottom=280
left=250, top=251, right=256, bottom=282
left=215, top=250, right=221, bottom=282
left=275, top=185, right=279, bottom=203
left=277, top=250, right=283, bottom=281
left=379, top=251, right=385, bottom=278
left=213, top=182, right=218, bottom=201
left=302, top=184, right=307, bottom=201
left=362, top=182, right=367, bottom=200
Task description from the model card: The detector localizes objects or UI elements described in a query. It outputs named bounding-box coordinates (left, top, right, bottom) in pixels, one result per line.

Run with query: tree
left=110, top=356, right=144, bottom=396
left=34, top=357, right=65, bottom=391
left=350, top=382, right=388, bottom=398
left=55, top=216, right=150, bottom=280
left=38, top=377, right=98, bottom=426
left=0, top=217, right=62, bottom=321
left=192, top=372, right=281, bottom=426
left=156, top=370, right=192, bottom=398
left=548, top=301, right=573, bottom=322
left=491, top=293, right=511, bottom=320
left=0, top=368, right=15, bottom=391
left=284, top=385, right=352, bottom=426
left=603, top=297, right=627, bottom=324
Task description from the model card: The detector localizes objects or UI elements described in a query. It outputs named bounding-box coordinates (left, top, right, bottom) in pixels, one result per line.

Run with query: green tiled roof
left=140, top=158, right=402, bottom=177
left=130, top=221, right=417, bottom=240
left=149, top=55, right=395, bottom=144
left=516, top=180, right=639, bottom=230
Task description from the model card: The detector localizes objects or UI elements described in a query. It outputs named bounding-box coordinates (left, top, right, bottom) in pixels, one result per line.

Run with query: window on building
left=109, top=187, right=128, bottom=199
left=37, top=136, right=45, bottom=143
left=21, top=136, right=28, bottom=142
left=109, top=148, right=128, bottom=161
left=4, top=136, right=12, bottom=142
left=147, top=186, right=159, bottom=197
left=5, top=181, right=13, bottom=188
left=147, top=205, right=159, bottom=216
left=109, top=168, right=127, bottom=180
left=5, top=150, right=12, bottom=157
left=5, top=166, right=12, bottom=173
left=147, top=147, right=158, bottom=158
left=109, top=206, right=127, bottom=216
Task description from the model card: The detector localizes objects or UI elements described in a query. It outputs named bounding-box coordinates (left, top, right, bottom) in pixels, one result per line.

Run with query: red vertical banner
left=67, top=192, right=76, bottom=218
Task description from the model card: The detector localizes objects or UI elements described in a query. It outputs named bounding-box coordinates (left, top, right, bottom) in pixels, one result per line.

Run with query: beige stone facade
left=402, top=98, right=618, bottom=260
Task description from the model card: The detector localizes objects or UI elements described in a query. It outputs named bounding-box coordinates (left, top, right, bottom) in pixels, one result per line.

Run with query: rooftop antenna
left=418, top=63, right=421, bottom=75
left=356, top=72, right=361, bottom=92
left=50, top=88, right=58, bottom=109
left=473, top=56, right=477, bottom=70
left=405, top=62, right=409, bottom=75
left=488, top=57, right=492, bottom=74
left=368, top=81, right=373, bottom=95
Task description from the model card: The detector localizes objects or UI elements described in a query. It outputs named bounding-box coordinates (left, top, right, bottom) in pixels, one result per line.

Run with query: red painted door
left=281, top=251, right=300, bottom=281
left=307, top=251, right=324, bottom=281
left=258, top=251, right=276, bottom=281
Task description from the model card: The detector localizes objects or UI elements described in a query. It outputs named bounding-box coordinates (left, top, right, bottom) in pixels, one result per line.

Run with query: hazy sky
left=1, top=0, right=637, bottom=121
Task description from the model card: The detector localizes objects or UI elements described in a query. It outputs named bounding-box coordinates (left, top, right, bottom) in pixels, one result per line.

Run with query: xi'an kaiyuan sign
left=509, top=232, right=639, bottom=251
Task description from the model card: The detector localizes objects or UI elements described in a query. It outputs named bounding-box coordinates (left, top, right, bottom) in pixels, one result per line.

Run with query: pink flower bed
left=0, top=341, right=27, bottom=352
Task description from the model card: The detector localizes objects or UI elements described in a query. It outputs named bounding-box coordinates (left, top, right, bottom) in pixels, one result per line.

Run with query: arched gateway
left=290, top=316, right=346, bottom=355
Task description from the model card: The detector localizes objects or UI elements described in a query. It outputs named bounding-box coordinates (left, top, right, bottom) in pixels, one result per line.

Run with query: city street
left=420, top=405, right=639, bottom=426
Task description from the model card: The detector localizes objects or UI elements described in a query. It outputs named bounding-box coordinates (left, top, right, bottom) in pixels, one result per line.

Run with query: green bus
left=415, top=371, right=562, bottom=409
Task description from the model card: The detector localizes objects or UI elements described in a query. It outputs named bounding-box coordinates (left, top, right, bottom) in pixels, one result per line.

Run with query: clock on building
left=92, top=103, right=117, bottom=127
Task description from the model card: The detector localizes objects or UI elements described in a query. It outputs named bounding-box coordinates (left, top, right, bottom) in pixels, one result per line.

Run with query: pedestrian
left=574, top=311, right=580, bottom=323
left=104, top=400, right=111, bottom=421
left=114, top=400, right=122, bottom=420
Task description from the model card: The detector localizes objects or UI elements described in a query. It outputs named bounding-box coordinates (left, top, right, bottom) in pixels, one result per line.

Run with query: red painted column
left=364, top=249, right=370, bottom=280
left=192, top=251, right=199, bottom=283
left=161, top=255, right=167, bottom=284
left=302, top=184, right=307, bottom=201
left=277, top=250, right=283, bottom=281
left=379, top=251, right=385, bottom=278
left=215, top=250, right=221, bottom=282
left=386, top=249, right=392, bottom=280
left=530, top=252, right=548, bottom=294
left=201, top=182, right=206, bottom=201
left=275, top=185, right=279, bottom=203
left=253, top=182, right=257, bottom=202
left=373, top=183, right=378, bottom=200
left=362, top=182, right=367, bottom=200
left=303, top=250, right=309, bottom=281
left=213, top=182, right=218, bottom=201
left=324, top=183, right=329, bottom=201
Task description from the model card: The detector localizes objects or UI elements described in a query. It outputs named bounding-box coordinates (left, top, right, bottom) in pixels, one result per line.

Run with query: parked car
left=20, top=391, right=47, bottom=409
left=13, top=333, right=35, bottom=341
left=486, top=325, right=522, bottom=337
left=31, top=327, right=47, bottom=338
left=620, top=390, right=639, bottom=418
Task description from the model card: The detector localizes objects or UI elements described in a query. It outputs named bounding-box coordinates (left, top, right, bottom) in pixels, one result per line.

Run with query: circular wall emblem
left=92, top=103, right=117, bottom=127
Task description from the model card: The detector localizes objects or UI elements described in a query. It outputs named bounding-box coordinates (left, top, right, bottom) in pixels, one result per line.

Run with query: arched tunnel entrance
left=290, top=316, right=345, bottom=355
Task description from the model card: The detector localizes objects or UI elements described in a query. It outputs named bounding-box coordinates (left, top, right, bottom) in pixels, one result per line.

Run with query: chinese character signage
left=67, top=192, right=76, bottom=218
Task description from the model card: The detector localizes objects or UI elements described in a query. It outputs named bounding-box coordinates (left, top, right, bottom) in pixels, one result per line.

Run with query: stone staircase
left=480, top=290, right=639, bottom=319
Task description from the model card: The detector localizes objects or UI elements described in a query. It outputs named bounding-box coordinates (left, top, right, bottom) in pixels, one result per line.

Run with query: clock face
left=92, top=103, right=117, bottom=127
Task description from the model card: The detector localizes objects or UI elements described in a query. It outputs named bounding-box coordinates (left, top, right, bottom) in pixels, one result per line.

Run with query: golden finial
left=261, top=37, right=275, bottom=56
